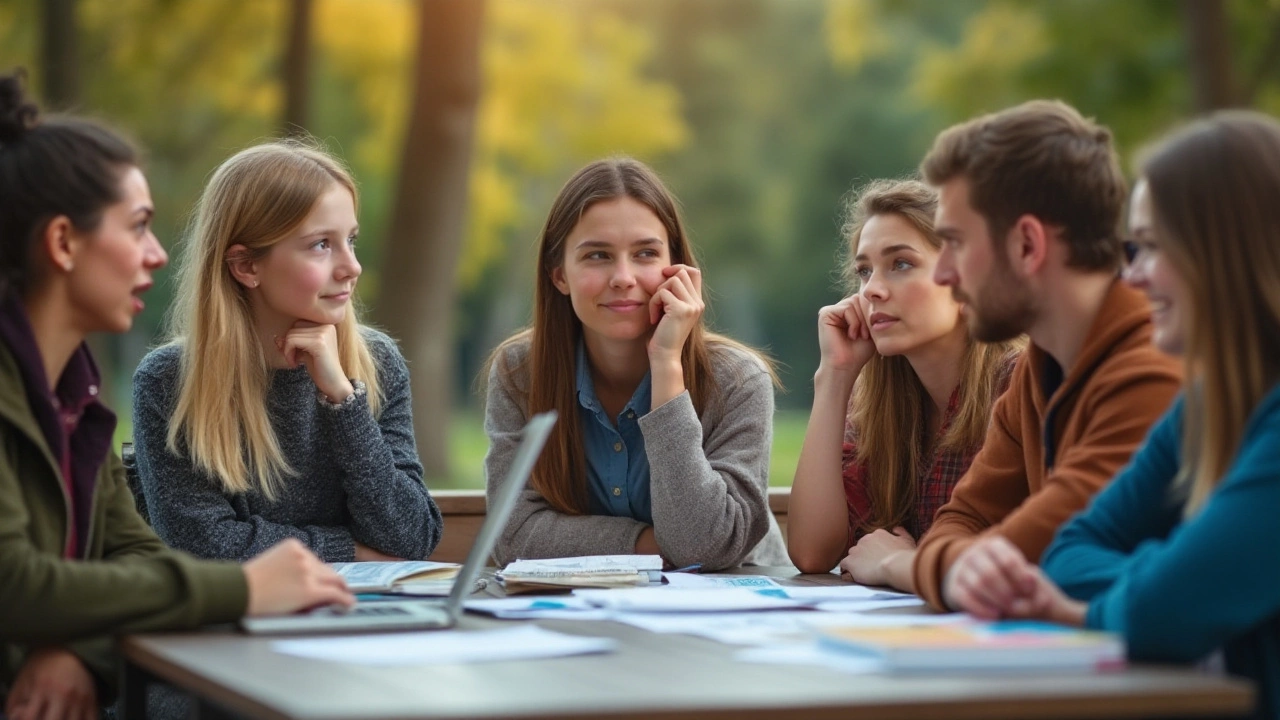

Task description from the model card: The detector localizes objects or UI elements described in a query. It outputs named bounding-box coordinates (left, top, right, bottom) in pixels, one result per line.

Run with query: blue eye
left=893, top=258, right=913, bottom=271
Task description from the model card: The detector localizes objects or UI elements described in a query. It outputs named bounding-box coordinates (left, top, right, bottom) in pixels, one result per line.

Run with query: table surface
left=121, top=567, right=1255, bottom=720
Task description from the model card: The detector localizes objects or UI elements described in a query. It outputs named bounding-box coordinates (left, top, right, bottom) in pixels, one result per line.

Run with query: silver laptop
left=239, top=410, right=557, bottom=635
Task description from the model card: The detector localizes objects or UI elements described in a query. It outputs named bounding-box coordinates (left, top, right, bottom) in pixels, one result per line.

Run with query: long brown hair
left=488, top=157, right=775, bottom=514
left=840, top=179, right=1020, bottom=532
left=1141, top=112, right=1280, bottom=514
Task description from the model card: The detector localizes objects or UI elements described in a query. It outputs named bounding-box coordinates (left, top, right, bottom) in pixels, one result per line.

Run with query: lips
left=322, top=289, right=353, bottom=301
left=868, top=311, right=900, bottom=331
left=603, top=300, right=643, bottom=311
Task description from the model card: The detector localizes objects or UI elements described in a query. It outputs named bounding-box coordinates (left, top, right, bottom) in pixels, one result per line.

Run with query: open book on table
left=497, top=555, right=662, bottom=594
left=330, top=561, right=462, bottom=594
left=818, top=620, right=1126, bottom=673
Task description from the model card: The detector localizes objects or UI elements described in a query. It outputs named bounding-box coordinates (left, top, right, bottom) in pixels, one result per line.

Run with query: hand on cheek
left=647, top=264, right=704, bottom=360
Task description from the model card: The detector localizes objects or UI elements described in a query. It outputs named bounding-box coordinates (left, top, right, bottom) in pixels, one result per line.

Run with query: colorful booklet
left=497, top=555, right=662, bottom=594
left=330, top=561, right=461, bottom=593
left=818, top=620, right=1126, bottom=673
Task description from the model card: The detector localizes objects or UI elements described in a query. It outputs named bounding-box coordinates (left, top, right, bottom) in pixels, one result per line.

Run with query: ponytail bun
left=0, top=70, right=40, bottom=147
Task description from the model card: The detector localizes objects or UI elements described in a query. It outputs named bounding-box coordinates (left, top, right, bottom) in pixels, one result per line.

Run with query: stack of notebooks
left=819, top=620, right=1126, bottom=673
left=497, top=555, right=663, bottom=594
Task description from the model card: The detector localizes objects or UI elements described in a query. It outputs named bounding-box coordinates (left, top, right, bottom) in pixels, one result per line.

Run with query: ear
left=40, top=216, right=80, bottom=274
left=550, top=265, right=570, bottom=295
left=1007, top=214, right=1050, bottom=277
left=226, top=244, right=260, bottom=289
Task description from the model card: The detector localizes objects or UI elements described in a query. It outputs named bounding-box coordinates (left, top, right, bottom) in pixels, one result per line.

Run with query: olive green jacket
left=0, top=341, right=248, bottom=701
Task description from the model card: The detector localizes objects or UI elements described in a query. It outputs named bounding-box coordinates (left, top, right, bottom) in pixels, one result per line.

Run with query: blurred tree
left=39, top=0, right=77, bottom=109
left=282, top=0, right=312, bottom=134
left=373, top=0, right=484, bottom=479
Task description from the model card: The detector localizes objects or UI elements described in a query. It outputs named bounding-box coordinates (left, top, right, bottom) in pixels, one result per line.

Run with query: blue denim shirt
left=575, top=341, right=653, bottom=524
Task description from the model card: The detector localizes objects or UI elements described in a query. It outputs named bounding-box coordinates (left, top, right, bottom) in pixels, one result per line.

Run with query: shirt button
left=613, top=442, right=622, bottom=452
left=88, top=385, right=99, bottom=396
left=613, top=487, right=622, bottom=496
left=627, top=411, right=635, bottom=419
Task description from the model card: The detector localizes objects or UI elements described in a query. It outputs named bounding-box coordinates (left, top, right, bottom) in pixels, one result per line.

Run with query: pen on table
left=668, top=563, right=702, bottom=573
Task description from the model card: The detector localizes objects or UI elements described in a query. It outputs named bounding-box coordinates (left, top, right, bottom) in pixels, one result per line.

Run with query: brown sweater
left=912, top=279, right=1183, bottom=610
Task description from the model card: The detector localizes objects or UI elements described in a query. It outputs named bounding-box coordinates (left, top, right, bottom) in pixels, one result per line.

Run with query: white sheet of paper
left=811, top=597, right=927, bottom=612
left=770, top=585, right=915, bottom=602
left=574, top=587, right=799, bottom=612
left=736, top=642, right=886, bottom=674
left=465, top=596, right=613, bottom=620
left=660, top=573, right=783, bottom=589
left=272, top=625, right=615, bottom=666
left=503, top=555, right=663, bottom=574
left=610, top=610, right=825, bottom=645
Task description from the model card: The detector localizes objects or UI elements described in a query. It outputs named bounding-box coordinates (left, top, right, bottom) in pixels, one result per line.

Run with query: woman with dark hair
left=483, top=157, right=787, bottom=571
left=788, top=179, right=1020, bottom=585
left=966, top=112, right=1280, bottom=720
left=0, top=72, right=352, bottom=720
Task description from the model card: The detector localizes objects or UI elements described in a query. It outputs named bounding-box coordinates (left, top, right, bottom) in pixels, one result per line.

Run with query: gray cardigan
left=484, top=337, right=788, bottom=571
left=132, top=327, right=442, bottom=562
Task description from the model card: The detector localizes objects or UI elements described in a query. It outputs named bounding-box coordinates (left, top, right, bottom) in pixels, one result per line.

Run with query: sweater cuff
left=174, top=556, right=251, bottom=625
left=913, top=535, right=975, bottom=610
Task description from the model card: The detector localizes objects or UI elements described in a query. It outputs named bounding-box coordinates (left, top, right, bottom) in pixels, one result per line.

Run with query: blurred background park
left=2, top=0, right=1277, bottom=489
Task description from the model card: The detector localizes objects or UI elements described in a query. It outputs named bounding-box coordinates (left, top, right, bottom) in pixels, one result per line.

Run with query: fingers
left=846, top=295, right=871, bottom=341
left=945, top=538, right=1028, bottom=619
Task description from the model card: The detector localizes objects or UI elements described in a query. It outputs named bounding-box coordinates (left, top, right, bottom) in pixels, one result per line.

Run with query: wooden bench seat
left=431, top=487, right=791, bottom=563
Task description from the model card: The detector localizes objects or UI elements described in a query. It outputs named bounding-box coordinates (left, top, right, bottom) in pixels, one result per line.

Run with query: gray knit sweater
left=484, top=337, right=789, bottom=571
left=131, top=327, right=442, bottom=562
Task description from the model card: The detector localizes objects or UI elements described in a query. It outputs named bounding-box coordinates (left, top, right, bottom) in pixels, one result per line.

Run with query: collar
left=574, top=338, right=652, bottom=416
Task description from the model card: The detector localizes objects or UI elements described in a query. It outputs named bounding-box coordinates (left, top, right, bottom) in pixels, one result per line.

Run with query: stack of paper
left=497, top=555, right=662, bottom=594
left=330, top=561, right=460, bottom=593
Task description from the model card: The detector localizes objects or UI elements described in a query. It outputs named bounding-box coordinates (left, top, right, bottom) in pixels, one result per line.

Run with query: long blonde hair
left=487, top=157, right=777, bottom=515
left=840, top=179, right=1020, bottom=532
left=166, top=140, right=382, bottom=499
left=1142, top=112, right=1280, bottom=515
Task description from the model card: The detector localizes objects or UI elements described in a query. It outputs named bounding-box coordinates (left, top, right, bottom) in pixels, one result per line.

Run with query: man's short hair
left=920, top=100, right=1128, bottom=271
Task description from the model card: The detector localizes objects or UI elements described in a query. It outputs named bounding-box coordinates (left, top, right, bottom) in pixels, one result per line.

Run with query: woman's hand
left=647, top=264, right=704, bottom=363
left=942, top=535, right=1086, bottom=626
left=816, top=294, right=877, bottom=378
left=244, top=539, right=355, bottom=615
left=5, top=648, right=97, bottom=720
left=839, top=526, right=916, bottom=587
left=276, top=321, right=354, bottom=403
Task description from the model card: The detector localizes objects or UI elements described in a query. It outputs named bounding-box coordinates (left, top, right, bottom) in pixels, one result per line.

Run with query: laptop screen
left=443, top=410, right=557, bottom=617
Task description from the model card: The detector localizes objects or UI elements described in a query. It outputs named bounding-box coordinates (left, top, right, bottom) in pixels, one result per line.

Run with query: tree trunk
left=282, top=0, right=312, bottom=136
left=1182, top=0, right=1237, bottom=111
left=374, top=0, right=484, bottom=482
left=40, top=0, right=79, bottom=109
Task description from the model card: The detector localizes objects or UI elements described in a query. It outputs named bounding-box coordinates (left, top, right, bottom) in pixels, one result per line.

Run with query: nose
left=144, top=230, right=168, bottom=270
left=335, top=242, right=362, bottom=281
left=861, top=271, right=888, bottom=301
left=933, top=245, right=956, bottom=287
left=609, top=259, right=636, bottom=289
left=1123, top=253, right=1149, bottom=290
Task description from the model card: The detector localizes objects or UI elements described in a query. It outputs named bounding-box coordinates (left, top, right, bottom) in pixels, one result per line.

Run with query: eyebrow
left=854, top=244, right=922, bottom=262
left=573, top=237, right=663, bottom=251
left=297, top=226, right=359, bottom=240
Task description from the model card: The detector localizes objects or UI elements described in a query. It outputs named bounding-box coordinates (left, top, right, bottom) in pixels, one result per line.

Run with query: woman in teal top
left=958, top=112, right=1280, bottom=720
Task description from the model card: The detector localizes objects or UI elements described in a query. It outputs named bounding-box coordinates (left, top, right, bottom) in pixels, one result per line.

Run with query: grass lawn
left=437, top=408, right=808, bottom=490
left=115, top=407, right=811, bottom=491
